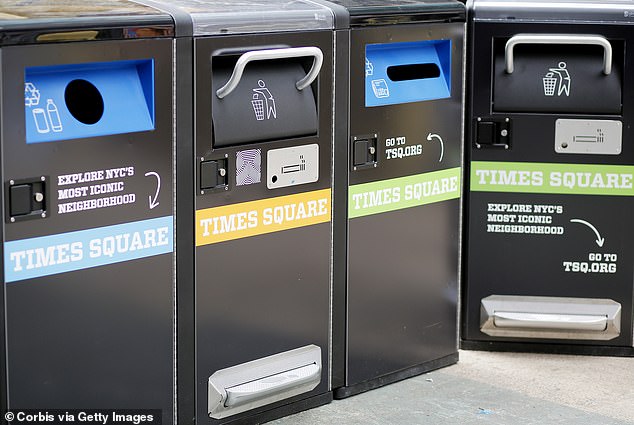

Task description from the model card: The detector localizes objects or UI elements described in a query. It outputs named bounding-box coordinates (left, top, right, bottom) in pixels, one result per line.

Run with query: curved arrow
left=570, top=219, right=604, bottom=247
left=426, top=133, right=444, bottom=162
left=144, top=171, right=161, bottom=210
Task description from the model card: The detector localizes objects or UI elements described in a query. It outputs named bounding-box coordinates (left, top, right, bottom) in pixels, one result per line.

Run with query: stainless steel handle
left=216, top=47, right=324, bottom=99
left=493, top=311, right=608, bottom=332
left=505, top=34, right=612, bottom=75
left=224, top=363, right=320, bottom=408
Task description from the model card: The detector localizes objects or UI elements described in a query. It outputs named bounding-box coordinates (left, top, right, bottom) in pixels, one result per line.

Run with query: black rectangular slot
left=387, top=63, right=440, bottom=81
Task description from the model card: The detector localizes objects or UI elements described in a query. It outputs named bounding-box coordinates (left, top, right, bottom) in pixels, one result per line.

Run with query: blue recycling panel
left=365, top=39, right=451, bottom=107
left=24, top=60, right=154, bottom=143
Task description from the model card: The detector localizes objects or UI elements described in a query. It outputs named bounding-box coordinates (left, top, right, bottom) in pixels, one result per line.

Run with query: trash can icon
left=252, top=95, right=265, bottom=120
left=543, top=72, right=557, bottom=95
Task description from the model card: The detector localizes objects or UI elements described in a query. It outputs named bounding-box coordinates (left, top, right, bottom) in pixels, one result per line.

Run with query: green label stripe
left=349, top=167, right=461, bottom=219
left=471, top=161, right=634, bottom=196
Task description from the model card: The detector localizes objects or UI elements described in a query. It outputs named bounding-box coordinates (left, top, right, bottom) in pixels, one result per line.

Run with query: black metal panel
left=1, top=39, right=174, bottom=422
left=194, top=30, right=334, bottom=424
left=0, top=47, right=6, bottom=419
left=347, top=202, right=460, bottom=383
left=340, top=21, right=463, bottom=393
left=6, top=258, right=173, bottom=407
left=331, top=28, right=351, bottom=391
left=462, top=19, right=634, bottom=354
left=175, top=36, right=197, bottom=425
left=195, top=225, right=331, bottom=420
left=493, top=45, right=622, bottom=114
left=211, top=61, right=318, bottom=147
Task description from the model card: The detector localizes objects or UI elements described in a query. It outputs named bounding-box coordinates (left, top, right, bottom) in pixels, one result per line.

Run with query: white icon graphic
left=46, top=99, right=63, bottom=132
left=573, top=129, right=605, bottom=144
left=282, top=154, right=307, bottom=174
left=570, top=218, right=604, bottom=247
left=371, top=79, right=390, bottom=98
left=543, top=62, right=571, bottom=97
left=252, top=80, right=277, bottom=121
left=145, top=171, right=161, bottom=209
left=25, top=82, right=41, bottom=107
left=427, top=133, right=445, bottom=162
left=33, top=108, right=50, bottom=133
left=25, top=82, right=64, bottom=135
left=365, top=58, right=374, bottom=77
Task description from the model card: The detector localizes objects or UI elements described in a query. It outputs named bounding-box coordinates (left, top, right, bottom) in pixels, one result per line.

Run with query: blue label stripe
left=4, top=216, right=173, bottom=283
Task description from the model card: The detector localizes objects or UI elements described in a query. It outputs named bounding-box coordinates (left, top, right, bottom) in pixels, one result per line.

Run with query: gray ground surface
left=271, top=350, right=634, bottom=424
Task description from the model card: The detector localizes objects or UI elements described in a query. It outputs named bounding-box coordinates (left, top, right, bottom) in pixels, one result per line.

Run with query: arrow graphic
left=426, top=133, right=444, bottom=162
left=570, top=219, right=604, bottom=247
left=145, top=171, right=161, bottom=210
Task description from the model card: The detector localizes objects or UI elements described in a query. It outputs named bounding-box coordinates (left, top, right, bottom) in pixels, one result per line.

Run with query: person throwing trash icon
left=543, top=62, right=571, bottom=97
left=252, top=80, right=277, bottom=121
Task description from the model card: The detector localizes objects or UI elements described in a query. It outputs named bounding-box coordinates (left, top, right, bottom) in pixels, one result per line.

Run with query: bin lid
left=470, top=0, right=634, bottom=23
left=322, top=0, right=465, bottom=26
left=138, top=0, right=336, bottom=35
left=0, top=0, right=173, bottom=46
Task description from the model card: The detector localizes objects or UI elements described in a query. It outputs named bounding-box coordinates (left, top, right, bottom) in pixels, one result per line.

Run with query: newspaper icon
left=371, top=79, right=390, bottom=98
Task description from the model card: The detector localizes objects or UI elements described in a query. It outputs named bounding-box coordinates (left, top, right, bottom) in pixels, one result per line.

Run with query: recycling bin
left=0, top=1, right=176, bottom=421
left=463, top=0, right=634, bottom=356
left=326, top=0, right=466, bottom=398
left=131, top=1, right=345, bottom=423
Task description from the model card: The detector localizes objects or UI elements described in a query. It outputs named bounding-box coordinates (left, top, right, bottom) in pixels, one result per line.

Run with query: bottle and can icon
left=32, top=99, right=63, bottom=134
left=47, top=99, right=63, bottom=132
left=25, top=82, right=64, bottom=136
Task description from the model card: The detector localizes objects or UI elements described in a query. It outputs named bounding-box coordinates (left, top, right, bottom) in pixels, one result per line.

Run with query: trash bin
left=326, top=0, right=466, bottom=398
left=463, top=0, right=634, bottom=356
left=0, top=1, right=175, bottom=421
left=131, top=1, right=345, bottom=423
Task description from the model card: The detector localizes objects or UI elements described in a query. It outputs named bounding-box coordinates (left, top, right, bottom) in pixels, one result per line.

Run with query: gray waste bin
left=463, top=0, right=634, bottom=357
left=326, top=0, right=466, bottom=398
left=131, top=1, right=345, bottom=423
left=0, top=1, right=176, bottom=422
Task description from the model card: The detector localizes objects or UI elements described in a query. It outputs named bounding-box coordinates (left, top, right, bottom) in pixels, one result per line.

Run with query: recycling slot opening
left=65, top=79, right=104, bottom=125
left=387, top=63, right=440, bottom=81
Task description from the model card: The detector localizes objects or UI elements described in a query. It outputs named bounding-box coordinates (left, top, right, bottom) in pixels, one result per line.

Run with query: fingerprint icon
left=236, top=149, right=262, bottom=186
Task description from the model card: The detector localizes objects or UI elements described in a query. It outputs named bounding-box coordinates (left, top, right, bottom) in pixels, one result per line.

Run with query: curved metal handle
left=216, top=47, right=323, bottom=99
left=505, top=34, right=612, bottom=75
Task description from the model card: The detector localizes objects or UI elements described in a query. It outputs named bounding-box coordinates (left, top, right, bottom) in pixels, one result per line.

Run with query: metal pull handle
left=224, top=363, right=320, bottom=408
left=216, top=47, right=324, bottom=99
left=505, top=34, right=612, bottom=75
left=493, top=311, right=608, bottom=332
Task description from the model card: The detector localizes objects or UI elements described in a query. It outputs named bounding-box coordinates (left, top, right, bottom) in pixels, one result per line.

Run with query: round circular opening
left=272, top=175, right=278, bottom=183
left=64, top=79, right=104, bottom=125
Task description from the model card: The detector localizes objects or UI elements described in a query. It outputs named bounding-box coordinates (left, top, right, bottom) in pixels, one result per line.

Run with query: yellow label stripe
left=196, top=188, right=331, bottom=246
